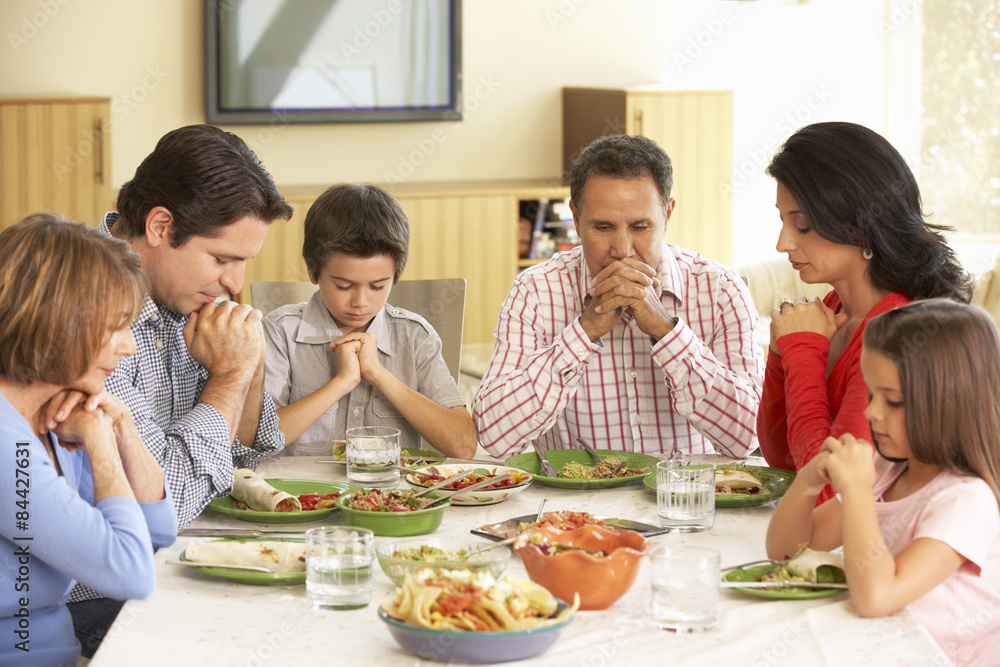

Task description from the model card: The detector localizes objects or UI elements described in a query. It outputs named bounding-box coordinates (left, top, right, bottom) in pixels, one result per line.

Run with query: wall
left=0, top=0, right=889, bottom=264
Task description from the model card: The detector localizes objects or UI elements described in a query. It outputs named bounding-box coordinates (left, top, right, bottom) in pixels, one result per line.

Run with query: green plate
left=329, top=446, right=445, bottom=467
left=336, top=489, right=451, bottom=537
left=504, top=449, right=660, bottom=489
left=642, top=465, right=796, bottom=507
left=722, top=564, right=844, bottom=599
left=206, top=478, right=351, bottom=523
left=180, top=538, right=305, bottom=586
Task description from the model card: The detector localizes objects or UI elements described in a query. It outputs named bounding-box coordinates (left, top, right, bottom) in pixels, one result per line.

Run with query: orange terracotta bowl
left=513, top=525, right=649, bottom=610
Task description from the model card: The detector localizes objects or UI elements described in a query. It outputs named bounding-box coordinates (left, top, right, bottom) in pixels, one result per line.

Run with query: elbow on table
left=849, top=587, right=906, bottom=619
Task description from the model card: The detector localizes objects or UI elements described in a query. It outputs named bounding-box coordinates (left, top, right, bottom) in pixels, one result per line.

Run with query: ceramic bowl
left=404, top=465, right=533, bottom=506
left=513, top=525, right=649, bottom=610
left=377, top=600, right=574, bottom=663
left=335, top=490, right=451, bottom=537
left=375, top=537, right=511, bottom=585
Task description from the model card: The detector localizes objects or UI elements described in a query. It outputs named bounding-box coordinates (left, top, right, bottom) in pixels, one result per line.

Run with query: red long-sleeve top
left=757, top=291, right=910, bottom=503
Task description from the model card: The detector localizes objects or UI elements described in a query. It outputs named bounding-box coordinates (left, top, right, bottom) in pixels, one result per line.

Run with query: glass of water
left=305, top=526, right=374, bottom=610
left=345, top=426, right=401, bottom=486
left=650, top=545, right=720, bottom=633
left=656, top=460, right=715, bottom=532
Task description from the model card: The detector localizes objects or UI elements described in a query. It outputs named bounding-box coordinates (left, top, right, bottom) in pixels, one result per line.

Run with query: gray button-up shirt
left=263, top=290, right=465, bottom=456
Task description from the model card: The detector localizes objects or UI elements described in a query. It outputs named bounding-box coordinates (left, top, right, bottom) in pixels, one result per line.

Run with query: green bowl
left=336, top=489, right=451, bottom=537
left=504, top=449, right=660, bottom=490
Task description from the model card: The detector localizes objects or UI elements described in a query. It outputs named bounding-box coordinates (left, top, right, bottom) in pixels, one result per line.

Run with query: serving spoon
left=418, top=473, right=512, bottom=509
left=410, top=467, right=493, bottom=497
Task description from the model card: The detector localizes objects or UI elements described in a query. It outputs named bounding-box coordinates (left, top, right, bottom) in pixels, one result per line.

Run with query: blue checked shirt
left=98, top=213, right=285, bottom=527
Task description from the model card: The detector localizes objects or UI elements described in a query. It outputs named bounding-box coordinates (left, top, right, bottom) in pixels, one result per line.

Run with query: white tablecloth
left=90, top=456, right=950, bottom=666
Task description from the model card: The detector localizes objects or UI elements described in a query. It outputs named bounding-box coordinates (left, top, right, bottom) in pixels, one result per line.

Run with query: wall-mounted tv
left=205, top=0, right=462, bottom=125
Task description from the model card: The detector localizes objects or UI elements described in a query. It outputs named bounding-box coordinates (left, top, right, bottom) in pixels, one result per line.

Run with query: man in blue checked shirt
left=66, top=124, right=293, bottom=657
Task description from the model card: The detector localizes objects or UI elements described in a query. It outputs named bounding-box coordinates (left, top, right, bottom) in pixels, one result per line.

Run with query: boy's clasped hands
left=329, top=332, right=384, bottom=391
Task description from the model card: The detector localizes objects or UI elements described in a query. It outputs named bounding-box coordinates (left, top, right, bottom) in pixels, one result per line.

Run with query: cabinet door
left=626, top=91, right=733, bottom=265
left=399, top=194, right=517, bottom=346
left=0, top=99, right=112, bottom=229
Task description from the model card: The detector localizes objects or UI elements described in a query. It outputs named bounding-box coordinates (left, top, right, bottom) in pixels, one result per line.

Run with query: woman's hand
left=51, top=402, right=115, bottom=454
left=821, top=433, right=876, bottom=496
left=771, top=294, right=847, bottom=342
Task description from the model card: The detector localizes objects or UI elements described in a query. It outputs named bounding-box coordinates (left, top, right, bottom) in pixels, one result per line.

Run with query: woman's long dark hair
left=768, top=122, right=971, bottom=302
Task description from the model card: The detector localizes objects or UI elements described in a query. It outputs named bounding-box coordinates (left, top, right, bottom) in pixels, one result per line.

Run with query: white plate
left=404, top=465, right=533, bottom=506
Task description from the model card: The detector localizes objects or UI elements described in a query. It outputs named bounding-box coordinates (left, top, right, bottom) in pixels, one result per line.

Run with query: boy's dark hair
left=569, top=134, right=673, bottom=212
left=115, top=125, right=293, bottom=247
left=302, top=184, right=410, bottom=283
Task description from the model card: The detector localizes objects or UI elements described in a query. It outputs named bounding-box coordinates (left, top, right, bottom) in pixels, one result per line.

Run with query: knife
left=531, top=441, right=558, bottom=477
left=721, top=581, right=849, bottom=589
left=179, top=529, right=304, bottom=538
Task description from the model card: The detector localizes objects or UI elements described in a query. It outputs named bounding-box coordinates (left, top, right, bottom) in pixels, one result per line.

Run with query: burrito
left=231, top=468, right=302, bottom=512
left=184, top=540, right=306, bottom=573
left=715, top=466, right=769, bottom=495
left=786, top=548, right=846, bottom=583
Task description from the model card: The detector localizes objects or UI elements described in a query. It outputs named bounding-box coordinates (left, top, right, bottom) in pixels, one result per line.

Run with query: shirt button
left=353, top=407, right=360, bottom=417
left=630, top=369, right=638, bottom=378
left=150, top=313, right=159, bottom=321
left=654, top=355, right=664, bottom=364
left=629, top=321, right=636, bottom=329
left=635, top=415, right=642, bottom=424
left=155, top=340, right=164, bottom=350
left=575, top=347, right=585, bottom=356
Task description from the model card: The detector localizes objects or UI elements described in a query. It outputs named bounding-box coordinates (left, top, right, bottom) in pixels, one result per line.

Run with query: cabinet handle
left=96, top=118, right=105, bottom=185
left=635, top=109, right=643, bottom=135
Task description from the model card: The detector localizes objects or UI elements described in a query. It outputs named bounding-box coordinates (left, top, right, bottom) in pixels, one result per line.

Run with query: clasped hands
left=580, top=258, right=673, bottom=342
left=799, top=433, right=877, bottom=497
left=329, top=332, right=383, bottom=390
left=183, top=300, right=265, bottom=379
left=769, top=294, right=848, bottom=354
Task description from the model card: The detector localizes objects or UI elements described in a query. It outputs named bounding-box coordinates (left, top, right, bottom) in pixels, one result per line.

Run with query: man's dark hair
left=303, top=184, right=410, bottom=283
left=115, top=124, right=293, bottom=247
left=569, top=134, right=673, bottom=211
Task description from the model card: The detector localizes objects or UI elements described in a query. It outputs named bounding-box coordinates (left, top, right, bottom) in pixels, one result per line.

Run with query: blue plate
left=377, top=600, right=574, bottom=663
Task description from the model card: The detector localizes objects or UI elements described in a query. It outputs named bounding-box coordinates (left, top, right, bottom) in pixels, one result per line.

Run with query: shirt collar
left=295, top=291, right=392, bottom=356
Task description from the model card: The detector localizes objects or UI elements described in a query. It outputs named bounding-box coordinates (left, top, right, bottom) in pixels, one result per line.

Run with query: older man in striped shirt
left=473, top=135, right=763, bottom=459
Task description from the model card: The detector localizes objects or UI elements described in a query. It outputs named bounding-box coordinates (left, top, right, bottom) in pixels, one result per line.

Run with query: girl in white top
left=766, top=299, right=1000, bottom=667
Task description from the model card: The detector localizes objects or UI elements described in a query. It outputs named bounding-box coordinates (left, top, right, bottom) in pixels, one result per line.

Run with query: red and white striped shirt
left=473, top=244, right=764, bottom=458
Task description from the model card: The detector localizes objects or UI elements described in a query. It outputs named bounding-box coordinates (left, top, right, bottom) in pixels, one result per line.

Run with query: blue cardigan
left=0, top=393, right=177, bottom=666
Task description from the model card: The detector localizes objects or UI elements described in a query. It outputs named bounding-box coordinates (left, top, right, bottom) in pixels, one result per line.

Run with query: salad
left=345, top=488, right=431, bottom=512
left=557, top=457, right=648, bottom=480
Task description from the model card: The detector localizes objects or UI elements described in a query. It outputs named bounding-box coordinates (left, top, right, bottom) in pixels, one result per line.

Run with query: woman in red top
left=757, top=122, right=971, bottom=502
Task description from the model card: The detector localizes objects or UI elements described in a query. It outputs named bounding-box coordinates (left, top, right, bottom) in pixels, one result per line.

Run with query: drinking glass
left=656, top=460, right=715, bottom=532
left=650, top=545, right=720, bottom=632
left=305, top=526, right=375, bottom=610
left=345, top=426, right=401, bottom=485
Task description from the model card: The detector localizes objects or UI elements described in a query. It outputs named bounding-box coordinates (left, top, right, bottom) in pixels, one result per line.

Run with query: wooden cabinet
left=563, top=88, right=733, bottom=265
left=0, top=97, right=112, bottom=229
left=241, top=180, right=569, bottom=345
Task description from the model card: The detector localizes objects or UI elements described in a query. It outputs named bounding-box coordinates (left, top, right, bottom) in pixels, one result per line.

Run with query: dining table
left=89, top=454, right=951, bottom=666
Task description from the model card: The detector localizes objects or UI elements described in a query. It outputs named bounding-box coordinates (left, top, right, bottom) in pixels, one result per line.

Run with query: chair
left=249, top=278, right=466, bottom=385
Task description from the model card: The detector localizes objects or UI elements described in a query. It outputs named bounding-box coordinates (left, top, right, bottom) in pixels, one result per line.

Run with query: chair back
left=250, top=281, right=318, bottom=316
left=389, top=278, right=466, bottom=386
left=250, top=278, right=467, bottom=385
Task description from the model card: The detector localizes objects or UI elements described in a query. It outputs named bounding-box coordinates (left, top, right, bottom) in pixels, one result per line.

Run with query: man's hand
left=581, top=258, right=671, bottom=342
left=771, top=294, right=847, bottom=343
left=183, top=301, right=263, bottom=379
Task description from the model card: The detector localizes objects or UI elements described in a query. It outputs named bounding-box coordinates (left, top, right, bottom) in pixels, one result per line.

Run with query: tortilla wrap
left=231, top=468, right=302, bottom=512
left=184, top=540, right=306, bottom=573
left=786, top=548, right=846, bottom=582
left=715, top=467, right=768, bottom=494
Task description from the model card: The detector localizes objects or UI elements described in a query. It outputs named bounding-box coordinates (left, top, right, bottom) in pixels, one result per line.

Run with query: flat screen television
left=205, top=0, right=462, bottom=125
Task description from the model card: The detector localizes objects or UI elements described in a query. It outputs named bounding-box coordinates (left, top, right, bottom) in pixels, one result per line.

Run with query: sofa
left=735, top=242, right=1000, bottom=351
